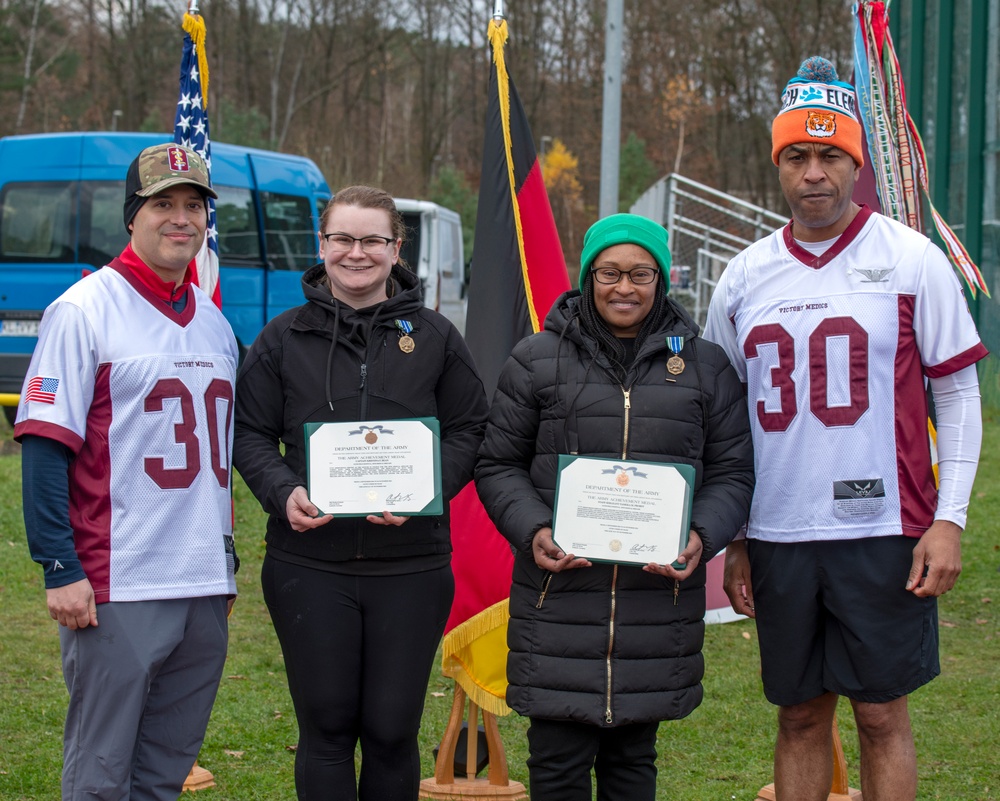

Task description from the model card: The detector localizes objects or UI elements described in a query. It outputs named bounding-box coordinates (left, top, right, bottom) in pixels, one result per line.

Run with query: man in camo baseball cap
left=123, top=143, right=218, bottom=231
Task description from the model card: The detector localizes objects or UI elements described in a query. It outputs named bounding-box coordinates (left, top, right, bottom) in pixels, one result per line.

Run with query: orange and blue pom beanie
left=771, top=56, right=864, bottom=168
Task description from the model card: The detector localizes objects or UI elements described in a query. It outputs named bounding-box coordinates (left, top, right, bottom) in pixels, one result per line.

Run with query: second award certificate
left=552, top=455, right=694, bottom=565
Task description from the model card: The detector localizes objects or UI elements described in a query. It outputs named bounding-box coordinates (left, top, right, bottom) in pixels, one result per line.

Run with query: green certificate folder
left=304, top=418, right=443, bottom=517
left=552, top=454, right=695, bottom=565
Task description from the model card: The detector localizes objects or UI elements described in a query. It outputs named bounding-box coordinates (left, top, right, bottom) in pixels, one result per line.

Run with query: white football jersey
left=15, top=261, right=238, bottom=602
left=704, top=207, right=987, bottom=543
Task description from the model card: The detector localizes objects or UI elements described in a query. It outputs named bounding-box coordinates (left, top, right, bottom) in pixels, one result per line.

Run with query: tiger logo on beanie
left=805, top=110, right=837, bottom=138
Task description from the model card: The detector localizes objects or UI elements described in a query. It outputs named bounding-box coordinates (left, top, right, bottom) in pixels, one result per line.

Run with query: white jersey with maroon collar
left=704, top=206, right=987, bottom=543
left=15, top=259, right=238, bottom=602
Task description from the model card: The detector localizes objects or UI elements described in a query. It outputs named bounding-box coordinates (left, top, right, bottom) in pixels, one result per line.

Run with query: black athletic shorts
left=748, top=535, right=940, bottom=706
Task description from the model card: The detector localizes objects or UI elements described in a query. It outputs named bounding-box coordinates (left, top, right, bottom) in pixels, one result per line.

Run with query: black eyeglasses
left=321, top=233, right=396, bottom=254
left=591, top=267, right=659, bottom=285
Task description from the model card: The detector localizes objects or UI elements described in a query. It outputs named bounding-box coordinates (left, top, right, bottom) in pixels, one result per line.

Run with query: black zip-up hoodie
left=234, top=263, right=488, bottom=568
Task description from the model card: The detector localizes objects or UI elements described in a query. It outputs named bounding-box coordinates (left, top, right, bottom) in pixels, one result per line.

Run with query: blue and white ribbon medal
left=666, top=335, right=685, bottom=375
left=395, top=319, right=415, bottom=353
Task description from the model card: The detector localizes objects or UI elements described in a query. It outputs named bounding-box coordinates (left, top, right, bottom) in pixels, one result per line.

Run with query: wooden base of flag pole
left=755, top=714, right=862, bottom=801
left=419, top=684, right=527, bottom=800
left=182, top=760, right=216, bottom=792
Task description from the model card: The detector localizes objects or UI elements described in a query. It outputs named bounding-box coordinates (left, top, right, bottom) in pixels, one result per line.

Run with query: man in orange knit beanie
left=705, top=56, right=987, bottom=801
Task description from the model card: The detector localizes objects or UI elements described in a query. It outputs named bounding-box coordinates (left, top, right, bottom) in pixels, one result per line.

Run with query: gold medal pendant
left=398, top=334, right=415, bottom=353
left=666, top=355, right=685, bottom=375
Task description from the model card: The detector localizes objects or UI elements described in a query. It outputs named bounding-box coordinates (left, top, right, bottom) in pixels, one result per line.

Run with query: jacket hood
left=300, top=262, right=425, bottom=319
left=294, top=262, right=427, bottom=412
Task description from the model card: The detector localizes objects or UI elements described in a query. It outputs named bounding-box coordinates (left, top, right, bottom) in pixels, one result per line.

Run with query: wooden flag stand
left=419, top=684, right=527, bottom=800
left=755, top=715, right=862, bottom=801
left=182, top=760, right=216, bottom=792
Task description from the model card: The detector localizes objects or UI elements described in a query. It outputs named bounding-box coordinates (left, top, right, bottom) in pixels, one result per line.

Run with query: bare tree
left=8, top=0, right=71, bottom=132
left=0, top=0, right=853, bottom=213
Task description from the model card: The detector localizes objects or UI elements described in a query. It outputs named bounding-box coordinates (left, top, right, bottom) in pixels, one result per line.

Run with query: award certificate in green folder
left=304, top=418, right=442, bottom=517
left=552, top=455, right=694, bottom=565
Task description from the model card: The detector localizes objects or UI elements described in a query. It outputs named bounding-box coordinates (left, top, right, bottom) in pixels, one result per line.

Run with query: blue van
left=0, top=132, right=331, bottom=424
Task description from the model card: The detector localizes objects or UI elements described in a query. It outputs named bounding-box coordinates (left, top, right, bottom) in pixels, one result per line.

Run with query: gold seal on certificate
left=552, top=455, right=694, bottom=565
left=304, top=418, right=443, bottom=517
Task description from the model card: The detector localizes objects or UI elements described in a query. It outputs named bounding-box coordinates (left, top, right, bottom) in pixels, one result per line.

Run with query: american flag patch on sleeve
left=25, top=376, right=59, bottom=404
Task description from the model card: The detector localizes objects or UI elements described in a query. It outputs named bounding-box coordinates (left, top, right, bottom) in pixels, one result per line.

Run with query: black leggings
left=262, top=555, right=454, bottom=801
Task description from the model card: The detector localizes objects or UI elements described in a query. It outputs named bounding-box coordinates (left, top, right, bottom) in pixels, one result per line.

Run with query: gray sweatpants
left=59, top=596, right=229, bottom=801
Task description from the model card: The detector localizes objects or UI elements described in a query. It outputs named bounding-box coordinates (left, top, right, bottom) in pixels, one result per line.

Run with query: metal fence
left=630, top=174, right=786, bottom=327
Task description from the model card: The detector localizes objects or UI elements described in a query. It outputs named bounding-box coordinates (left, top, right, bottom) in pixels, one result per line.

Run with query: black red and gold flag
left=442, top=16, right=570, bottom=716
left=463, top=18, right=570, bottom=400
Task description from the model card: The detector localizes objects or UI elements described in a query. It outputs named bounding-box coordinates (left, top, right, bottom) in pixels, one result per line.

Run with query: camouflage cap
left=126, top=143, right=218, bottom=200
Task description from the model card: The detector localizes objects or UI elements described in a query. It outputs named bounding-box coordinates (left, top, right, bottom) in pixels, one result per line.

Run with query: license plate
left=0, top=320, right=39, bottom=337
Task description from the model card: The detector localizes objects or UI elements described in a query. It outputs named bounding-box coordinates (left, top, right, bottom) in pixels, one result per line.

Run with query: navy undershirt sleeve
left=21, top=435, right=86, bottom=588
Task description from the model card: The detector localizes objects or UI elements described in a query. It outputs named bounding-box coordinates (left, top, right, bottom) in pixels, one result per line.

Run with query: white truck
left=395, top=199, right=466, bottom=332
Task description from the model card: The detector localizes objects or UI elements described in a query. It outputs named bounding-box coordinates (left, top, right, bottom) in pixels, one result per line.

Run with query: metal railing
left=631, top=174, right=787, bottom=327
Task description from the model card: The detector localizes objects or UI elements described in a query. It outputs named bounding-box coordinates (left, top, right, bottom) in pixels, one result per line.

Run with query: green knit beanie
left=579, top=213, right=672, bottom=292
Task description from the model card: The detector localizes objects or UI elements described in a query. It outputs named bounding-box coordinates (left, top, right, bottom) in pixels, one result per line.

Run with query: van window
left=262, top=191, right=316, bottom=270
left=399, top=211, right=422, bottom=271
left=441, top=219, right=461, bottom=277
left=0, top=182, right=74, bottom=261
left=216, top=186, right=261, bottom=263
left=82, top=182, right=129, bottom=267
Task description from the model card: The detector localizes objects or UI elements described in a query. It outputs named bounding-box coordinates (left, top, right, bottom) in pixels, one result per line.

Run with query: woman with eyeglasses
left=475, top=213, right=754, bottom=801
left=233, top=186, right=488, bottom=801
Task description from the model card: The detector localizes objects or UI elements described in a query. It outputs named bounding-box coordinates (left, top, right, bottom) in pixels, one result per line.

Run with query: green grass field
left=1, top=416, right=997, bottom=800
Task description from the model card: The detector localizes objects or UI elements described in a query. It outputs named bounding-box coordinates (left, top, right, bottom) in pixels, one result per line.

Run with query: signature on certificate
left=386, top=493, right=415, bottom=505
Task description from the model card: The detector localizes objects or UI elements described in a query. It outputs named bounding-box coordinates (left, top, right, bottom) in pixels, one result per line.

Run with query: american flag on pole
left=174, top=12, right=221, bottom=308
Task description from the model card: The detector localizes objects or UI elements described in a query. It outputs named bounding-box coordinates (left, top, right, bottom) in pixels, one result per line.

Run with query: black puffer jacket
left=234, top=264, right=488, bottom=565
left=475, top=290, right=753, bottom=726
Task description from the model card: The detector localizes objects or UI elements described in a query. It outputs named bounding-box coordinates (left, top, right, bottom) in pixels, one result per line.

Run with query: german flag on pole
left=442, top=13, right=570, bottom=716
left=463, top=16, right=570, bottom=401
